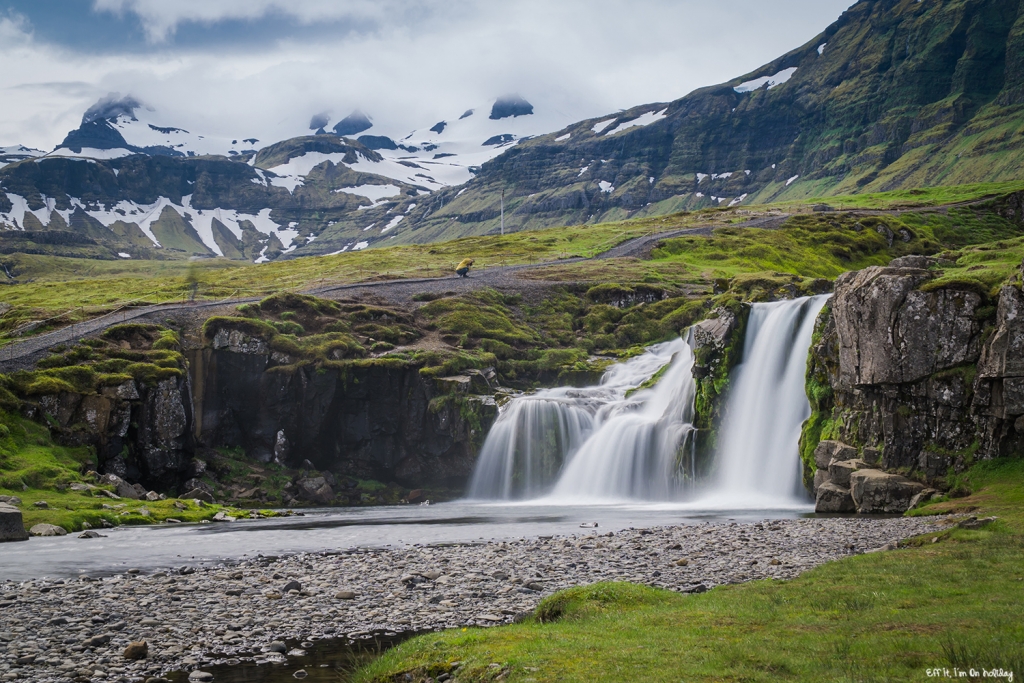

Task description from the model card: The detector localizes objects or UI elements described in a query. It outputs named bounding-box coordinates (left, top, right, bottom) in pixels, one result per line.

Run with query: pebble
left=0, top=516, right=941, bottom=681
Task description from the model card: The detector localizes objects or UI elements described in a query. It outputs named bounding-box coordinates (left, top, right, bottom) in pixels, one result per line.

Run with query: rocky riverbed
left=0, top=515, right=941, bottom=682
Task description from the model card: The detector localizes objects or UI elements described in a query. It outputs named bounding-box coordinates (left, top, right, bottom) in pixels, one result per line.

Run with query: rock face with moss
left=805, top=257, right=1024, bottom=513
left=189, top=331, right=496, bottom=489
left=13, top=324, right=196, bottom=491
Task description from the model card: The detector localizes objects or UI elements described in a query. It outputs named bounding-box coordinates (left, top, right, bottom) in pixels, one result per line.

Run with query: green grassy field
left=355, top=460, right=1024, bottom=683
left=3, top=180, right=1022, bottom=344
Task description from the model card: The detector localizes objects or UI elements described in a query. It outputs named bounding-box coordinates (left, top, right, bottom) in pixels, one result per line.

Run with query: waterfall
left=712, top=295, right=829, bottom=504
left=467, top=338, right=696, bottom=500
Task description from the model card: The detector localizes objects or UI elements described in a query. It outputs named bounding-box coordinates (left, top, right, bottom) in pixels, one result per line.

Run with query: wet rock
left=0, top=503, right=28, bottom=542
left=267, top=641, right=287, bottom=653
left=183, top=489, right=214, bottom=504
left=78, top=530, right=106, bottom=539
left=297, top=477, right=334, bottom=504
left=188, top=672, right=214, bottom=682
left=850, top=469, right=926, bottom=514
left=29, top=523, right=67, bottom=537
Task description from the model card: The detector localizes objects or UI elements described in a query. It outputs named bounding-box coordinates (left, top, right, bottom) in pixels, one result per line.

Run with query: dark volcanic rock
left=333, top=110, right=373, bottom=136
left=0, top=503, right=28, bottom=542
left=490, top=95, right=534, bottom=120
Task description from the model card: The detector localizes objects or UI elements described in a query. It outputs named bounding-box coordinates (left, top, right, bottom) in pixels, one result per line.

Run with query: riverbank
left=0, top=514, right=938, bottom=682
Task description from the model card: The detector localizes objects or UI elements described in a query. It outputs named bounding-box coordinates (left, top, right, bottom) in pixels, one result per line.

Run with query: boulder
left=99, top=473, right=141, bottom=500
left=812, top=469, right=830, bottom=496
left=29, top=523, right=68, bottom=537
left=827, top=458, right=869, bottom=488
left=296, top=477, right=334, bottom=504
left=849, top=469, right=926, bottom=514
left=123, top=641, right=148, bottom=660
left=182, top=489, right=214, bottom=504
left=815, top=483, right=856, bottom=513
left=0, top=495, right=22, bottom=505
left=813, top=441, right=858, bottom=469
left=0, top=503, right=28, bottom=542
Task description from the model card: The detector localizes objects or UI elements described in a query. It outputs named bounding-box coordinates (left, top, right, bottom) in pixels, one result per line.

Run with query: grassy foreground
left=355, top=460, right=1024, bottom=683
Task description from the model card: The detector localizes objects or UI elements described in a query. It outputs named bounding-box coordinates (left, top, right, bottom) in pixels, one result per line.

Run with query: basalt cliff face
left=806, top=256, right=1024, bottom=513
left=188, top=331, right=497, bottom=492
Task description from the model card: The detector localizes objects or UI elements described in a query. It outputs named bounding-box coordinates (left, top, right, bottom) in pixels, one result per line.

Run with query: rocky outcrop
left=0, top=503, right=28, bottom=542
left=188, top=333, right=498, bottom=490
left=23, top=376, right=195, bottom=491
left=807, top=257, right=1024, bottom=513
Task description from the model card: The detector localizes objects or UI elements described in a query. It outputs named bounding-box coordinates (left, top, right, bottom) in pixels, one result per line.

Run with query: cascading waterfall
left=712, top=295, right=830, bottom=504
left=467, top=338, right=697, bottom=500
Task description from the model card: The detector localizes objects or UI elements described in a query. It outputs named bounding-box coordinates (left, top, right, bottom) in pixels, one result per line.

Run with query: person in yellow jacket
left=455, top=258, right=474, bottom=278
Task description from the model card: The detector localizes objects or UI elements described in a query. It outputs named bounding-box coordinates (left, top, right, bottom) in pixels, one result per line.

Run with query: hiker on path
left=455, top=258, right=474, bottom=278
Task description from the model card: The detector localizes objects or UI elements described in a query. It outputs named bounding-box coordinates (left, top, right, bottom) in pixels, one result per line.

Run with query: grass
left=356, top=459, right=1024, bottom=683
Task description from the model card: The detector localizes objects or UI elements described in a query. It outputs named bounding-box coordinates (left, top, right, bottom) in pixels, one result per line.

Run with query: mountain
left=2, top=0, right=1023, bottom=262
left=394, top=0, right=1024, bottom=242
left=0, top=94, right=570, bottom=260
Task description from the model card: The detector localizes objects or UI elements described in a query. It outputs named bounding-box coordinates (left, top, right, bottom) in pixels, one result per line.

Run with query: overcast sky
left=0, top=0, right=854, bottom=150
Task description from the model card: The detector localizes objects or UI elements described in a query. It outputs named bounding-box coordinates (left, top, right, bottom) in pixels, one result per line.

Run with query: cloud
left=1, top=1, right=855, bottom=151
left=92, top=0, right=412, bottom=42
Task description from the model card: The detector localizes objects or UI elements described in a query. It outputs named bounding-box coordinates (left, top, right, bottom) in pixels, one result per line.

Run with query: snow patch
left=605, top=109, right=668, bottom=136
left=578, top=166, right=589, bottom=177
left=117, top=252, right=131, bottom=258
left=786, top=175, right=800, bottom=186
left=333, top=184, right=402, bottom=203
left=728, top=194, right=748, bottom=207
left=381, top=215, right=404, bottom=234
left=353, top=241, right=369, bottom=251
left=817, top=43, right=827, bottom=55
left=591, top=119, right=616, bottom=134
left=734, top=67, right=798, bottom=93
left=47, top=147, right=134, bottom=160
left=598, top=181, right=615, bottom=194
left=555, top=133, right=571, bottom=141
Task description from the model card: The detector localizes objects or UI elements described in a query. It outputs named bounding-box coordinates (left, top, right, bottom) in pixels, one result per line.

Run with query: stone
left=146, top=491, right=161, bottom=501
left=907, top=488, right=939, bottom=510
left=832, top=266, right=981, bottom=388
left=406, top=489, right=426, bottom=504
left=123, top=641, right=148, bottom=660
left=813, top=441, right=859, bottom=469
left=827, top=458, right=869, bottom=488
left=849, top=469, right=926, bottom=514
left=29, top=523, right=67, bottom=537
left=0, top=495, right=22, bottom=505
left=212, top=511, right=235, bottom=522
left=0, top=503, right=28, bottom=542
left=267, top=641, right=287, bottom=654
left=421, top=570, right=443, bottom=580
left=815, top=483, right=856, bottom=513
left=957, top=516, right=998, bottom=530
left=283, top=580, right=302, bottom=592
left=977, top=286, right=1024, bottom=380
left=78, top=530, right=106, bottom=539
left=674, top=558, right=689, bottom=566
left=33, top=500, right=49, bottom=509
left=183, top=489, right=214, bottom=504
left=334, top=590, right=357, bottom=600
left=84, top=634, right=111, bottom=647
left=813, top=468, right=831, bottom=495
left=888, top=255, right=937, bottom=269
left=296, top=477, right=334, bottom=504
left=99, top=474, right=141, bottom=500
left=188, top=672, right=214, bottom=682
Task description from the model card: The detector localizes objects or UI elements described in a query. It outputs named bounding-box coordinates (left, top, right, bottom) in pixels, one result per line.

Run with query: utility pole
left=501, top=189, right=505, bottom=236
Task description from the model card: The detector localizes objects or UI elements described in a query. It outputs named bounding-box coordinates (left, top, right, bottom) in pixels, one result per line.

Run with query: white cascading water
left=712, top=295, right=830, bottom=504
left=467, top=338, right=697, bottom=500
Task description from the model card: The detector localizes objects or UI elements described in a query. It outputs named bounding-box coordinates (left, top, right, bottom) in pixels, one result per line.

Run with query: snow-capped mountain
left=50, top=94, right=261, bottom=160
left=259, top=94, right=569, bottom=194
left=0, top=145, right=45, bottom=169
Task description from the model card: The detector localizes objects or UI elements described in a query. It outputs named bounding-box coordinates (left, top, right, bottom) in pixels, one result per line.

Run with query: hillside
left=398, top=0, right=1024, bottom=241
left=1, top=0, right=1022, bottom=263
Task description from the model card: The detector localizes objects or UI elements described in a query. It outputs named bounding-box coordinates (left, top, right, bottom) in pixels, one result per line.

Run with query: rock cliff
left=805, top=256, right=1024, bottom=513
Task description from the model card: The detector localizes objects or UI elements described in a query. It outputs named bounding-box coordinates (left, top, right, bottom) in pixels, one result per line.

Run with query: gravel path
left=0, top=514, right=940, bottom=682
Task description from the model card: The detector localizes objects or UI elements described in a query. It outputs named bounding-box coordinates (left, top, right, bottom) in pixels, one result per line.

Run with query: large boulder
left=849, top=469, right=926, bottom=514
left=0, top=503, right=28, bottom=542
left=98, top=473, right=141, bottom=500
left=296, top=477, right=334, bottom=504
left=828, top=458, right=870, bottom=488
left=815, top=483, right=856, bottom=513
left=29, top=523, right=68, bottom=537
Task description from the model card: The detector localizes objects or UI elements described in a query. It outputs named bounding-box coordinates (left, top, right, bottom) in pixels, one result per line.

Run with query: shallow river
left=0, top=498, right=812, bottom=581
